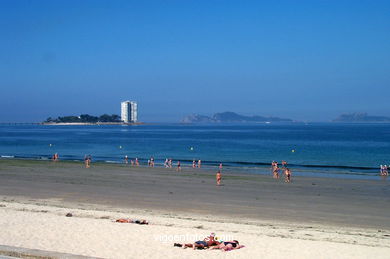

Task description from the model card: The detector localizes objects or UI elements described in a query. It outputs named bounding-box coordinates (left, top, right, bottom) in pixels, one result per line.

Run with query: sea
left=0, top=123, right=389, bottom=180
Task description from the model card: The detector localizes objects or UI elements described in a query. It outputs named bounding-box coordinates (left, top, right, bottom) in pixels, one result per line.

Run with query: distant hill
left=182, top=112, right=293, bottom=123
left=332, top=113, right=390, bottom=123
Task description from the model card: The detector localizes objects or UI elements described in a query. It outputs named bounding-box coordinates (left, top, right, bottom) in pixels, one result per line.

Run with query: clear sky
left=0, top=0, right=389, bottom=122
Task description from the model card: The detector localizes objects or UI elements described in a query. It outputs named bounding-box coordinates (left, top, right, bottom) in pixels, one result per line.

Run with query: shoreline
left=0, top=157, right=384, bottom=181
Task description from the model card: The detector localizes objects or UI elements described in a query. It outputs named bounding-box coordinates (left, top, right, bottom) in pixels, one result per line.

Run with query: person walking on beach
left=88, top=155, right=92, bottom=167
left=124, top=155, right=128, bottom=164
left=177, top=161, right=181, bottom=172
left=192, top=160, right=196, bottom=168
left=216, top=170, right=222, bottom=186
left=272, top=161, right=279, bottom=179
left=150, top=157, right=155, bottom=167
left=284, top=168, right=292, bottom=183
left=84, top=155, right=91, bottom=168
left=84, top=155, right=88, bottom=168
left=52, top=153, right=59, bottom=162
left=198, top=159, right=201, bottom=168
left=219, top=163, right=223, bottom=170
left=383, top=165, right=388, bottom=176
left=135, top=158, right=139, bottom=166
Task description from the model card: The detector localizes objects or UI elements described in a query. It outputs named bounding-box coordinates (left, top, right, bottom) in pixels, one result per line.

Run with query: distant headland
left=332, top=113, right=390, bottom=123
left=181, top=112, right=293, bottom=123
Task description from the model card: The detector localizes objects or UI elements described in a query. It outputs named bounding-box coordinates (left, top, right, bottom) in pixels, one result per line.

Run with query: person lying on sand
left=210, top=240, right=245, bottom=251
left=174, top=233, right=219, bottom=249
left=115, top=219, right=149, bottom=225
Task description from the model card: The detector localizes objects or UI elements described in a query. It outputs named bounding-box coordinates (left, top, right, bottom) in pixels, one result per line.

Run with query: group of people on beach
left=192, top=159, right=202, bottom=168
left=53, top=152, right=293, bottom=185
left=123, top=156, right=205, bottom=172
left=124, top=156, right=140, bottom=166
left=380, top=165, right=389, bottom=176
left=271, top=160, right=292, bottom=183
left=174, top=232, right=244, bottom=252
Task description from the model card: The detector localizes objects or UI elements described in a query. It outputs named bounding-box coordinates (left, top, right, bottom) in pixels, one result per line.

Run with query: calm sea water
left=0, top=123, right=389, bottom=180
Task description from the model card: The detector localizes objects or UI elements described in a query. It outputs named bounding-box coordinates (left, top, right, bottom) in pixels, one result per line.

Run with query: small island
left=43, top=114, right=141, bottom=125
left=182, top=112, right=293, bottom=123
left=332, top=113, right=390, bottom=123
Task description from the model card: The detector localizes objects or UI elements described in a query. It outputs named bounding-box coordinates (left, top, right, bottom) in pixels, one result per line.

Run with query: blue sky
left=0, top=0, right=389, bottom=122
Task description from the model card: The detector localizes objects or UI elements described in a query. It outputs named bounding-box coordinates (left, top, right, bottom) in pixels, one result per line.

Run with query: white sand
left=0, top=197, right=389, bottom=259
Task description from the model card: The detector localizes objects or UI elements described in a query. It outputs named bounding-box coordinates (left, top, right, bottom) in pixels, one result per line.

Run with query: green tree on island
left=45, top=114, right=122, bottom=123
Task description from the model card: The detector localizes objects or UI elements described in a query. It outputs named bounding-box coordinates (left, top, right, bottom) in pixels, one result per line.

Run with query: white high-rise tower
left=121, top=101, right=138, bottom=123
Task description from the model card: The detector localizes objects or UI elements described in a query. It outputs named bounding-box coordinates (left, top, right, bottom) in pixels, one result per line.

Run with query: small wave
left=105, top=160, right=120, bottom=164
left=1, top=155, right=14, bottom=158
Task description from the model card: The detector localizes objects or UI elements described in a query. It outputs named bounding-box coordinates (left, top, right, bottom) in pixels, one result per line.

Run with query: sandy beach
left=0, top=159, right=389, bottom=258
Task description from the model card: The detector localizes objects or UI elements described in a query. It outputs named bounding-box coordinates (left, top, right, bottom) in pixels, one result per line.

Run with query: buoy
left=119, top=146, right=122, bottom=149
left=292, top=149, right=295, bottom=153
left=49, top=144, right=52, bottom=147
left=190, top=147, right=194, bottom=151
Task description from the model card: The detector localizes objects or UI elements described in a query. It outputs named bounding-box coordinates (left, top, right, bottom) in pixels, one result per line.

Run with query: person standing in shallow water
left=176, top=161, right=181, bottom=172
left=282, top=160, right=287, bottom=168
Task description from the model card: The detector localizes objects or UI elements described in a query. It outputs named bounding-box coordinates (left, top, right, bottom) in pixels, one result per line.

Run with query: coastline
left=0, top=156, right=383, bottom=181
left=0, top=159, right=389, bottom=258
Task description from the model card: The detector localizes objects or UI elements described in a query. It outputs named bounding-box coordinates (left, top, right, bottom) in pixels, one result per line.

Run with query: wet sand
left=0, top=159, right=389, bottom=230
